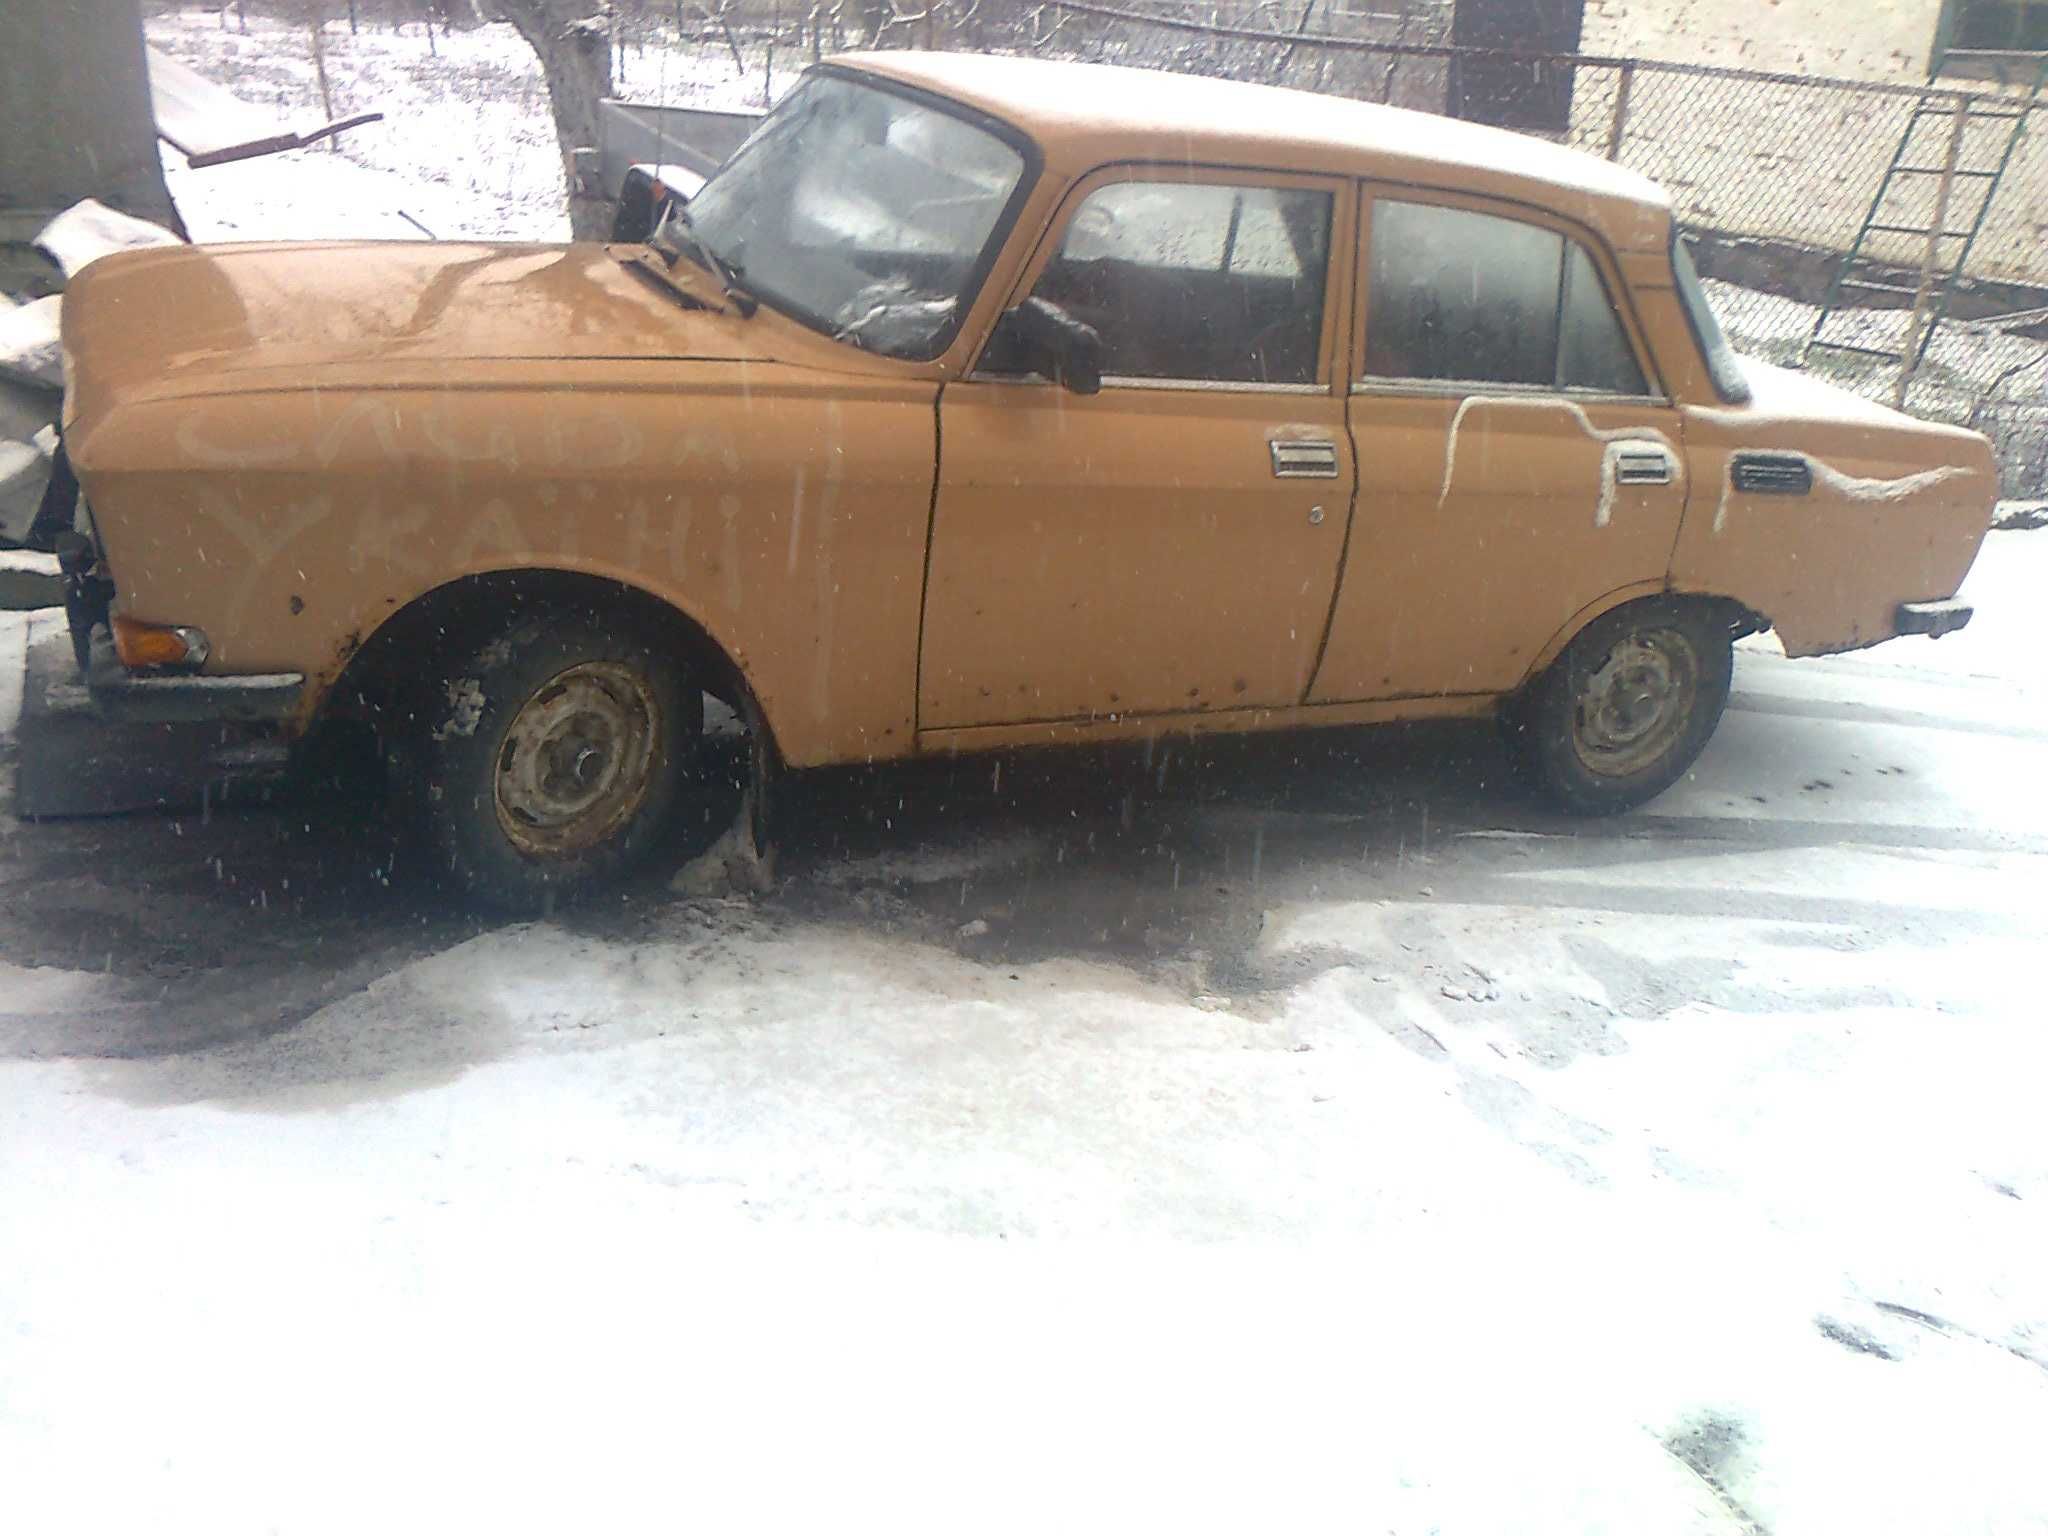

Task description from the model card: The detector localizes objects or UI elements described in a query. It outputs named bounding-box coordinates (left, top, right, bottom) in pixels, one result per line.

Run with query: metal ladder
left=1800, top=58, right=2046, bottom=398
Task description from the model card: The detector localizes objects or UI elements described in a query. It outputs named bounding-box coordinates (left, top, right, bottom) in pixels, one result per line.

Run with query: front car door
left=1311, top=188, right=1687, bottom=704
left=918, top=167, right=1357, bottom=732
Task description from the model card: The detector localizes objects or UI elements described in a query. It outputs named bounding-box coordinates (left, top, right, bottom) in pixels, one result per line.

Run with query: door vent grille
left=1731, top=453, right=1814, bottom=496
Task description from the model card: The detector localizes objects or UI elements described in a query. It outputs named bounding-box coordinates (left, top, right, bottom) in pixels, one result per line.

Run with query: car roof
left=836, top=51, right=1675, bottom=254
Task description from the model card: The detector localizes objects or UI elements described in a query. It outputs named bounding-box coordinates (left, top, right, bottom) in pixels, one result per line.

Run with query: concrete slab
left=13, top=629, right=284, bottom=817
left=0, top=552, right=62, bottom=610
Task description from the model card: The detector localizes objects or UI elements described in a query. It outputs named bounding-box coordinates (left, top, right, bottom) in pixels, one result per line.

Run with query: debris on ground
left=670, top=791, right=774, bottom=897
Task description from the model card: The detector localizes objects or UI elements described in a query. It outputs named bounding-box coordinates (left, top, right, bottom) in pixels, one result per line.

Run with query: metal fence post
left=1897, top=96, right=1970, bottom=408
left=1607, top=59, right=1635, bottom=162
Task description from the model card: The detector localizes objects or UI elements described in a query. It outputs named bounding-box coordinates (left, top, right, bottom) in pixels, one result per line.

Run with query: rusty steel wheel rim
left=492, top=661, right=660, bottom=859
left=1570, top=628, right=1700, bottom=779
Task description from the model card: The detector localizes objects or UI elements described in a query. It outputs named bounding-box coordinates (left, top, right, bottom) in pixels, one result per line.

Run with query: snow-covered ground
left=3, top=534, right=2046, bottom=1533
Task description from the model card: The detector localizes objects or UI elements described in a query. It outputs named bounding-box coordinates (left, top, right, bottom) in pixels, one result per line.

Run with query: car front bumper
left=58, top=526, right=304, bottom=726
left=81, top=625, right=305, bottom=724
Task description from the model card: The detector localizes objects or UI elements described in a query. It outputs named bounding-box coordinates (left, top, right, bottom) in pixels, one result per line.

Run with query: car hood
left=61, top=241, right=869, bottom=426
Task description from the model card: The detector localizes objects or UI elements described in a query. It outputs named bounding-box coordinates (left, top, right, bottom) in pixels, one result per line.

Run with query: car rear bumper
left=1895, top=599, right=1974, bottom=639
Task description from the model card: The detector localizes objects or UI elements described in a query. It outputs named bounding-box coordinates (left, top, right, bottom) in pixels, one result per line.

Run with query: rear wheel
left=1503, top=598, right=1734, bottom=815
left=406, top=611, right=701, bottom=911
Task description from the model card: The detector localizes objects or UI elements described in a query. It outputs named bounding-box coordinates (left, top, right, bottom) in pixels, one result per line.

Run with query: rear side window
left=1364, top=200, right=1649, bottom=396
left=1019, top=181, right=1333, bottom=385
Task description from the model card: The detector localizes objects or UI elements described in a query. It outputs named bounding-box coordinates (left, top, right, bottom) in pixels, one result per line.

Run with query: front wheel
left=405, top=611, right=701, bottom=911
left=1502, top=599, right=1734, bottom=816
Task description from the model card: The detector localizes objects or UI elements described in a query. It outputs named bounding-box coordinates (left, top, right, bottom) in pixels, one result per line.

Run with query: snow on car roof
left=840, top=51, right=1674, bottom=252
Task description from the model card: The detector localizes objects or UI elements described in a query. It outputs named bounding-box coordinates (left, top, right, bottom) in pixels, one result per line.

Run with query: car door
left=918, top=167, right=1356, bottom=731
left=1310, top=189, right=1687, bottom=704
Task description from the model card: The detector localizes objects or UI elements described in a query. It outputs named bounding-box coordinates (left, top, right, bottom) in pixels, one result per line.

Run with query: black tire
left=404, top=609, right=702, bottom=911
left=1502, top=598, right=1734, bottom=816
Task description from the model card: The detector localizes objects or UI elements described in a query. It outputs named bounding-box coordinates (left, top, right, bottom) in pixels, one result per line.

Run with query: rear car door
left=1311, top=189, right=1687, bottom=703
left=918, top=168, right=1356, bottom=730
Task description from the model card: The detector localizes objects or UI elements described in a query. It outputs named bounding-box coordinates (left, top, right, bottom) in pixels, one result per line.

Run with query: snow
left=1805, top=457, right=1974, bottom=503
left=1438, top=393, right=1682, bottom=527
left=34, top=198, right=181, bottom=279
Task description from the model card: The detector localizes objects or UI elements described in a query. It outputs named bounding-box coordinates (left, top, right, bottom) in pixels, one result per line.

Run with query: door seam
left=1302, top=176, right=1365, bottom=706
left=912, top=383, right=945, bottom=738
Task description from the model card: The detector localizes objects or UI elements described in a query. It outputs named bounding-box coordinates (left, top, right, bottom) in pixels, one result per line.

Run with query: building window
left=1935, top=0, right=2048, bottom=80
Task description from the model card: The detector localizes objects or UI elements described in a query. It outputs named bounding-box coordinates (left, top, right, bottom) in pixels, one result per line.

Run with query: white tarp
left=0, top=297, right=63, bottom=391
left=148, top=46, right=295, bottom=163
left=35, top=198, right=180, bottom=280
left=147, top=46, right=381, bottom=167
left=0, top=439, right=50, bottom=544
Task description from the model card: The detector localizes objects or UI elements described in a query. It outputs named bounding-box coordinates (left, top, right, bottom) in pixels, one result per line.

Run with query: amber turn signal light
left=112, top=615, right=211, bottom=670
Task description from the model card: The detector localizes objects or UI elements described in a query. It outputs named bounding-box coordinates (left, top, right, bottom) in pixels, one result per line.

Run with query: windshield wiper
left=656, top=204, right=757, bottom=319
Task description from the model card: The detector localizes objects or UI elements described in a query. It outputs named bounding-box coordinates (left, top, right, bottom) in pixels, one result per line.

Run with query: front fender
left=70, top=377, right=940, bottom=767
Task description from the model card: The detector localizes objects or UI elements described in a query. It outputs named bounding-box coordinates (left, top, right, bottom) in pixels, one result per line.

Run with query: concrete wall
left=1557, top=0, right=2046, bottom=289
left=1579, top=0, right=1944, bottom=82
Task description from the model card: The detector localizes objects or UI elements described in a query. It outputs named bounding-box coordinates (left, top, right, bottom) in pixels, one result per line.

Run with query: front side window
left=683, top=72, right=1029, bottom=360
left=1004, top=180, right=1334, bottom=385
left=1363, top=200, right=1649, bottom=397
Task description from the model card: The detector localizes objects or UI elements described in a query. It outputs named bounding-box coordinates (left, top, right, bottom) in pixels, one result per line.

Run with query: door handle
left=1612, top=442, right=1676, bottom=486
left=1270, top=439, right=1340, bottom=479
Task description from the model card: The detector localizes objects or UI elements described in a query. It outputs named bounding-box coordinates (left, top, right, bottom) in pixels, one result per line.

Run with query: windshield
left=1672, top=233, right=1753, bottom=405
left=683, top=73, right=1030, bottom=360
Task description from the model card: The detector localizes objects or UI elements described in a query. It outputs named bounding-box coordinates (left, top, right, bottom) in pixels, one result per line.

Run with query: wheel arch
left=314, top=567, right=781, bottom=762
left=1518, top=583, right=1767, bottom=689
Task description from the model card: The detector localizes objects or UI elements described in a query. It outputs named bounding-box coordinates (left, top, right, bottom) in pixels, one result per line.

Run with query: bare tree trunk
left=498, top=0, right=618, bottom=240
left=310, top=14, right=339, bottom=152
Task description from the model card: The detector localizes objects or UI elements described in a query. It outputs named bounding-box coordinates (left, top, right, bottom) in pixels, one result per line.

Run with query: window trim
left=1671, top=229, right=1752, bottom=406
left=964, top=373, right=1328, bottom=394
left=1352, top=182, right=1668, bottom=404
left=971, top=161, right=1356, bottom=396
left=1349, top=378, right=1668, bottom=408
